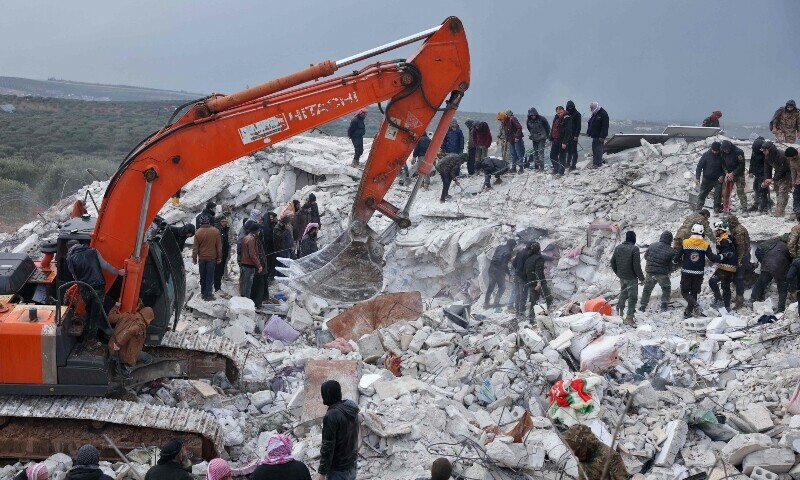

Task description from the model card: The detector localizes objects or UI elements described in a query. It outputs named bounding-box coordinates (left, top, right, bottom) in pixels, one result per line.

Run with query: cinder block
left=750, top=466, right=779, bottom=480
left=742, top=448, right=795, bottom=475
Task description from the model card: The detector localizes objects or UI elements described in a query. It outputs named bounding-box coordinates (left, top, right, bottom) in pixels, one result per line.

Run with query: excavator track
left=154, top=331, right=247, bottom=384
left=0, top=396, right=223, bottom=461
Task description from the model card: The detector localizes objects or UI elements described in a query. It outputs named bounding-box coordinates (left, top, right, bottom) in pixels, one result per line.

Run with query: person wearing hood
left=299, top=223, right=319, bottom=258
left=523, top=242, right=551, bottom=318
left=213, top=215, right=232, bottom=293
left=727, top=214, right=751, bottom=309
left=586, top=102, right=609, bottom=168
left=408, top=131, right=434, bottom=188
left=511, top=242, right=533, bottom=315
left=193, top=215, right=222, bottom=301
left=144, top=439, right=193, bottom=480
left=695, top=141, right=725, bottom=213
left=347, top=108, right=367, bottom=167
left=195, top=201, right=217, bottom=228
left=770, top=99, right=800, bottom=144
left=108, top=303, right=155, bottom=377
left=720, top=140, right=748, bottom=214
left=752, top=233, right=791, bottom=312
left=562, top=425, right=627, bottom=480
left=526, top=107, right=551, bottom=171
left=610, top=231, right=644, bottom=325
left=252, top=434, right=313, bottom=480
left=441, top=119, right=465, bottom=155
left=639, top=231, right=675, bottom=312
left=464, top=118, right=477, bottom=175
left=319, top=380, right=360, bottom=480
left=66, top=240, right=126, bottom=344
left=65, top=445, right=114, bottom=480
left=498, top=111, right=525, bottom=173
left=702, top=110, right=722, bottom=128
left=274, top=215, right=295, bottom=260
left=762, top=140, right=791, bottom=217
left=565, top=100, right=582, bottom=170
left=13, top=463, right=48, bottom=480
left=169, top=223, right=196, bottom=251
left=484, top=239, right=516, bottom=308
left=675, top=223, right=721, bottom=318
left=749, top=137, right=770, bottom=214
left=554, top=106, right=573, bottom=176
left=240, top=221, right=263, bottom=299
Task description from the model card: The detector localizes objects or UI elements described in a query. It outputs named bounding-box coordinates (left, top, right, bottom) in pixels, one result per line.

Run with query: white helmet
left=691, top=224, right=704, bottom=235
left=713, top=220, right=728, bottom=233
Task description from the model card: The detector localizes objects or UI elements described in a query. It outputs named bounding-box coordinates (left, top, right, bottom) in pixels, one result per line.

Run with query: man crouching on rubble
left=675, top=224, right=720, bottom=318
left=108, top=302, right=154, bottom=377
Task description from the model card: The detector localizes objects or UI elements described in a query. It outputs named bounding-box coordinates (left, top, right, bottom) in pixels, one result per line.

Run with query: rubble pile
left=3, top=133, right=800, bottom=479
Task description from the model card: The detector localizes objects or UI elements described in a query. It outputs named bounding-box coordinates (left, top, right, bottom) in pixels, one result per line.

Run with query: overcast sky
left=2, top=0, right=798, bottom=123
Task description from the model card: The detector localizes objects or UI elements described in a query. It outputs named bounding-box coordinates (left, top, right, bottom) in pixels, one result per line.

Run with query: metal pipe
left=133, top=181, right=152, bottom=260
left=335, top=25, right=439, bottom=68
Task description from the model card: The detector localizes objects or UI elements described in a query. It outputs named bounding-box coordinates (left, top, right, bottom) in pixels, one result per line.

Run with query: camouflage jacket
left=729, top=223, right=751, bottom=264
left=673, top=213, right=712, bottom=249
left=789, top=224, right=800, bottom=258
left=771, top=107, right=800, bottom=134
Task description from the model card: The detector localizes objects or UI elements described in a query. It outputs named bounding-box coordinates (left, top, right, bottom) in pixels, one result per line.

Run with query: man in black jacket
left=610, top=231, right=644, bottom=325
left=749, top=137, right=770, bottom=213
left=523, top=242, right=551, bottom=318
left=65, top=445, right=114, bottom=480
left=484, top=239, right=516, bottom=308
left=479, top=155, right=509, bottom=190
left=526, top=108, right=550, bottom=171
left=213, top=216, right=231, bottom=293
left=511, top=243, right=533, bottom=314
left=347, top=108, right=367, bottom=167
left=565, top=100, right=582, bottom=170
left=639, top=231, right=674, bottom=312
left=436, top=153, right=466, bottom=203
left=695, top=142, right=724, bottom=213
left=195, top=201, right=216, bottom=228
left=262, top=211, right=279, bottom=280
left=586, top=102, right=609, bottom=168
left=144, top=439, right=193, bottom=480
left=319, top=380, right=359, bottom=480
left=751, top=234, right=791, bottom=312
left=720, top=140, right=748, bottom=214
left=554, top=106, right=573, bottom=176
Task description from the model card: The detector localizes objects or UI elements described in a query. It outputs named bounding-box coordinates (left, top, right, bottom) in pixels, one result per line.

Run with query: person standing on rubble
left=787, top=147, right=800, bottom=216
left=752, top=233, right=791, bottom=312
left=145, top=439, right=193, bottom=480
left=639, top=231, right=675, bottom=313
left=192, top=215, right=222, bottom=302
left=319, top=380, right=360, bottom=480
left=168, top=223, right=195, bottom=251
left=347, top=108, right=367, bottom=167
left=263, top=211, right=279, bottom=280
left=441, top=119, right=465, bottom=155
left=749, top=137, right=770, bottom=214
left=720, top=140, right=748, bottom=214
left=436, top=153, right=466, bottom=203
left=213, top=216, right=232, bottom=293
left=702, top=111, right=722, bottom=128
left=565, top=101, right=582, bottom=171
left=294, top=203, right=312, bottom=255
left=464, top=118, right=477, bottom=175
left=511, top=242, right=533, bottom=315
left=526, top=108, right=550, bottom=172
left=786, top=253, right=800, bottom=316
left=709, top=221, right=737, bottom=311
left=473, top=122, right=493, bottom=175
left=554, top=106, right=573, bottom=176
left=562, top=425, right=627, bottom=480
left=299, top=223, right=319, bottom=258
left=484, top=239, right=516, bottom=308
left=695, top=141, right=725, bottom=213
left=498, top=111, right=525, bottom=173
left=240, top=222, right=263, bottom=298
left=762, top=140, right=791, bottom=218
left=586, top=101, right=609, bottom=169
left=195, top=200, right=216, bottom=228
left=673, top=209, right=713, bottom=250
left=252, top=434, right=313, bottom=480
left=549, top=106, right=564, bottom=174
left=524, top=241, right=551, bottom=318
left=610, top=231, right=644, bottom=325
left=274, top=215, right=295, bottom=260
left=770, top=99, right=800, bottom=144
left=726, top=215, right=751, bottom=310
left=675, top=223, right=721, bottom=318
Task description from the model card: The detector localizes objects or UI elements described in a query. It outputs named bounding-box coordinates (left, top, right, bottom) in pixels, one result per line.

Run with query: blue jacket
left=441, top=127, right=465, bottom=154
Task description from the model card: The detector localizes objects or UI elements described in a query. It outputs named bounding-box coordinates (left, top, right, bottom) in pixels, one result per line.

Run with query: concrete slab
left=741, top=448, right=796, bottom=475
left=654, top=419, right=688, bottom=466
left=300, top=359, right=361, bottom=424
left=326, top=291, right=423, bottom=341
left=721, top=433, right=773, bottom=465
left=740, top=404, right=774, bottom=432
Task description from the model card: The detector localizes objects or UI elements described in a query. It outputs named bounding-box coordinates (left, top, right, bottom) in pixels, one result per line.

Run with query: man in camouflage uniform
left=673, top=209, right=713, bottom=250
left=762, top=140, right=792, bottom=217
left=720, top=140, right=747, bottom=214
left=562, top=424, right=626, bottom=480
left=770, top=99, right=800, bottom=144
left=788, top=213, right=800, bottom=259
left=727, top=215, right=751, bottom=309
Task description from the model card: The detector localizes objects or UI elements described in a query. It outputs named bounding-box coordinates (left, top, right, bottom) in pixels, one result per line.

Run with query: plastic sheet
left=262, top=315, right=300, bottom=344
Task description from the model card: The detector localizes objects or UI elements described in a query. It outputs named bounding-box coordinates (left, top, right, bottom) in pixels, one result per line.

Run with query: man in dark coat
left=273, top=216, right=295, bottom=260
left=168, top=223, right=195, bottom=251
left=144, top=439, right=193, bottom=480
left=213, top=216, right=231, bottom=292
left=195, top=201, right=216, bottom=228
left=262, top=211, right=278, bottom=280
left=610, top=231, right=644, bottom=324
left=695, top=141, right=724, bottom=213
left=436, top=153, right=466, bottom=203
left=526, top=107, right=551, bottom=171
left=586, top=102, right=609, bottom=168
left=639, top=231, right=674, bottom=312
left=565, top=100, right=582, bottom=170
left=549, top=106, right=564, bottom=174
left=720, top=140, right=748, bottom=213
left=65, top=445, right=114, bottom=480
left=347, top=108, right=367, bottom=167
left=408, top=131, right=434, bottom=188
left=523, top=242, right=551, bottom=318
left=752, top=233, right=791, bottom=312
left=319, top=380, right=360, bottom=480
left=762, top=140, right=791, bottom=217
left=749, top=137, right=770, bottom=213
left=479, top=155, right=509, bottom=190
left=484, top=239, right=515, bottom=308
left=441, top=119, right=465, bottom=154
left=554, top=106, right=573, bottom=176
left=66, top=240, right=126, bottom=343
left=473, top=122, right=492, bottom=175
left=511, top=242, right=533, bottom=314
left=702, top=111, right=722, bottom=128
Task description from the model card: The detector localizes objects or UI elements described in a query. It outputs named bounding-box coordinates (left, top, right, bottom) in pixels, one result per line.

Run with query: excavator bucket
left=275, top=224, right=384, bottom=304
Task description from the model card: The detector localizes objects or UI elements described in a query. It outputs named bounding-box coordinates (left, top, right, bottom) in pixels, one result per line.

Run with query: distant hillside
left=0, top=76, right=202, bottom=102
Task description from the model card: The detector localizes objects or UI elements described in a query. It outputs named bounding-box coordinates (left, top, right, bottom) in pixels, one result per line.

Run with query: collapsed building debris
left=2, top=133, right=800, bottom=479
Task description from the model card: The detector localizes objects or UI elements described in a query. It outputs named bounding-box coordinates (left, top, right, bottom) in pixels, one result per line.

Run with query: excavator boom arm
left=93, top=17, right=469, bottom=312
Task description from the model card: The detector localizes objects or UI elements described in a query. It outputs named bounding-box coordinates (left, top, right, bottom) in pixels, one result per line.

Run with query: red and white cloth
left=263, top=434, right=294, bottom=465
left=207, top=458, right=231, bottom=480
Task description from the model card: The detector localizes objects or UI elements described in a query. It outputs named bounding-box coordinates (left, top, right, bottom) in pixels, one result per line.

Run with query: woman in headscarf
left=206, top=458, right=232, bottom=480
left=251, top=434, right=312, bottom=480
left=299, top=223, right=319, bottom=258
left=12, top=462, right=48, bottom=480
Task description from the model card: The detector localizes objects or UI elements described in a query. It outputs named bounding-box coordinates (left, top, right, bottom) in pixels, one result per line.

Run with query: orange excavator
left=0, top=17, right=469, bottom=460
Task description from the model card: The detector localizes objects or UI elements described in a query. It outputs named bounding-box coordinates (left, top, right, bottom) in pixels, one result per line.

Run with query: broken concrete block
left=632, top=380, right=659, bottom=409
left=289, top=304, right=314, bottom=331
left=548, top=330, right=574, bottom=351
left=750, top=466, right=780, bottom=480
left=300, top=360, right=360, bottom=424
left=741, top=448, right=796, bottom=475
left=250, top=390, right=275, bottom=410
left=420, top=347, right=452, bottom=370
left=408, top=328, right=430, bottom=353
left=519, top=328, right=545, bottom=352
left=326, top=291, right=422, bottom=341
left=356, top=333, right=384, bottom=363
left=721, top=433, right=773, bottom=465
left=654, top=419, right=688, bottom=466
left=485, top=440, right=545, bottom=471
left=424, top=331, right=457, bottom=348
left=740, top=405, right=774, bottom=432
left=227, top=296, right=255, bottom=322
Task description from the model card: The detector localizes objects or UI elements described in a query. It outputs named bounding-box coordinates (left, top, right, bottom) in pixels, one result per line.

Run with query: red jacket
left=472, top=122, right=492, bottom=148
left=503, top=115, right=523, bottom=142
